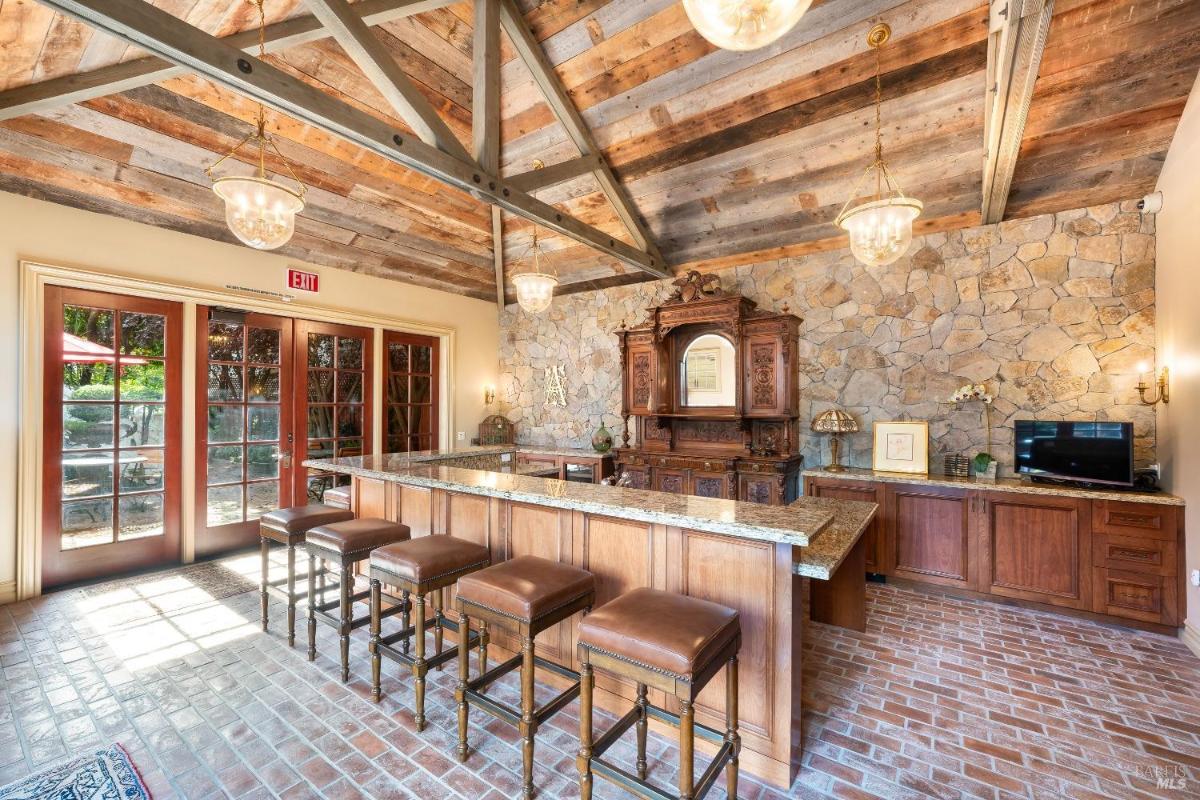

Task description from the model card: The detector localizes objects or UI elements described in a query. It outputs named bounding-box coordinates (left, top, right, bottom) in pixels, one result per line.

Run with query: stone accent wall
left=498, top=201, right=1156, bottom=475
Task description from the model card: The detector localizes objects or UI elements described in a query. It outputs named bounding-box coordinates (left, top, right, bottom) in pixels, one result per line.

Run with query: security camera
left=1137, top=191, right=1163, bottom=214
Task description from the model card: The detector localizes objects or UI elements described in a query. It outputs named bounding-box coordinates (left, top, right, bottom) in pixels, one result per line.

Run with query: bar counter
left=305, top=452, right=876, bottom=788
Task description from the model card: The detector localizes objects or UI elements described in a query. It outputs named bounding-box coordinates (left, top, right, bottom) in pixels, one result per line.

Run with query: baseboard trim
left=1182, top=620, right=1200, bottom=660
left=0, top=580, right=15, bottom=606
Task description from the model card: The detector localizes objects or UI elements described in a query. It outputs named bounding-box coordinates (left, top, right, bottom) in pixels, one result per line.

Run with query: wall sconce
left=1136, top=363, right=1169, bottom=406
left=483, top=384, right=496, bottom=406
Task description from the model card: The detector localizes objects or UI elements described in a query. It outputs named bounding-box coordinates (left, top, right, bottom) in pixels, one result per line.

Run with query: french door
left=384, top=330, right=440, bottom=453
left=194, top=310, right=373, bottom=557
left=42, top=287, right=183, bottom=588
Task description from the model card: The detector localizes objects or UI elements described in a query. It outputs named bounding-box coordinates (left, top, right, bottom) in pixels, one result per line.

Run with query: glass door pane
left=384, top=331, right=439, bottom=453
left=43, top=288, right=182, bottom=589
left=296, top=321, right=373, bottom=505
left=195, top=310, right=293, bottom=558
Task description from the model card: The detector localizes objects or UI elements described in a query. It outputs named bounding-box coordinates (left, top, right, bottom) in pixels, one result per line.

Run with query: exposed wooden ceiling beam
left=981, top=0, right=1054, bottom=224
left=32, top=0, right=670, bottom=278
left=507, top=155, right=600, bottom=193
left=472, top=0, right=505, bottom=309
left=0, top=0, right=453, bottom=122
left=496, top=0, right=665, bottom=269
left=304, top=0, right=472, bottom=161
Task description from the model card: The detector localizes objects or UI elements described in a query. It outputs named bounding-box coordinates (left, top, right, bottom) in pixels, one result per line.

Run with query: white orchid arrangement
left=950, top=384, right=993, bottom=404
left=949, top=383, right=996, bottom=473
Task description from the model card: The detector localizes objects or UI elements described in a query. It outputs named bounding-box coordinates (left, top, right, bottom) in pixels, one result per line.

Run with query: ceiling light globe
left=512, top=272, right=558, bottom=315
left=683, top=0, right=813, bottom=51
left=836, top=197, right=923, bottom=268
left=213, top=175, right=304, bottom=251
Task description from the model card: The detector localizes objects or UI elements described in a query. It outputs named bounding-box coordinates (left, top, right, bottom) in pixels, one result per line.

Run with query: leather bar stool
left=576, top=588, right=741, bottom=800
left=323, top=485, right=351, bottom=510
left=305, top=518, right=411, bottom=682
left=454, top=555, right=595, bottom=799
left=259, top=505, right=355, bottom=646
left=368, top=536, right=492, bottom=729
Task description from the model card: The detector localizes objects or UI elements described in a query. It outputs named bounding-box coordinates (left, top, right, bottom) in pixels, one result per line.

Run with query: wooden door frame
left=193, top=307, right=297, bottom=558
left=383, top=329, right=441, bottom=453
left=41, top=286, right=185, bottom=589
left=16, top=260, right=460, bottom=601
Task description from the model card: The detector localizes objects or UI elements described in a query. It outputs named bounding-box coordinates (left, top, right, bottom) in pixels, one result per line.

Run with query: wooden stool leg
left=286, top=543, right=297, bottom=647
left=433, top=589, right=444, bottom=670
left=678, top=698, right=694, bottom=800
left=478, top=621, right=488, bottom=674
left=520, top=635, right=537, bottom=799
left=339, top=563, right=352, bottom=683
left=635, top=683, right=648, bottom=780
left=725, top=655, right=739, bottom=799
left=455, top=610, right=470, bottom=763
left=370, top=578, right=382, bottom=703
left=413, top=592, right=428, bottom=731
left=307, top=552, right=317, bottom=662
left=401, top=589, right=411, bottom=655
left=260, top=536, right=269, bottom=632
left=577, top=657, right=594, bottom=800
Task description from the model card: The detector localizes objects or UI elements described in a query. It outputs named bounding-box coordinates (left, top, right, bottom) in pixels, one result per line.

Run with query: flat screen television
left=1013, top=420, right=1134, bottom=488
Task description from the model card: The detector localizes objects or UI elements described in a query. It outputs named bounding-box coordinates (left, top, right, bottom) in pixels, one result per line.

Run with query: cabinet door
left=807, top=480, right=882, bottom=572
left=983, top=494, right=1089, bottom=610
left=621, top=465, right=650, bottom=490
left=743, top=336, right=784, bottom=417
left=654, top=468, right=689, bottom=495
left=691, top=472, right=732, bottom=499
left=885, top=486, right=971, bottom=587
left=738, top=474, right=779, bottom=505
left=625, top=343, right=655, bottom=414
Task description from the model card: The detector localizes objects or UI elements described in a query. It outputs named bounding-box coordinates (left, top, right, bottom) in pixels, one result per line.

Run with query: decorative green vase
left=591, top=421, right=614, bottom=454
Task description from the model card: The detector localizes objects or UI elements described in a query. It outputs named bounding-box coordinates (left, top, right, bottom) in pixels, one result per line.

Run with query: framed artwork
left=872, top=421, right=929, bottom=474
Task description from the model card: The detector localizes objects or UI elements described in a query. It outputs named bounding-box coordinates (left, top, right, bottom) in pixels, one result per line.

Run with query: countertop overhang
left=305, top=454, right=837, bottom=547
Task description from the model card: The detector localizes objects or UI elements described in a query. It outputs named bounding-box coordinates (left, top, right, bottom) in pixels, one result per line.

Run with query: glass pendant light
left=206, top=0, right=305, bottom=251
left=683, top=0, right=813, bottom=51
left=835, top=23, right=922, bottom=268
left=511, top=161, right=559, bottom=314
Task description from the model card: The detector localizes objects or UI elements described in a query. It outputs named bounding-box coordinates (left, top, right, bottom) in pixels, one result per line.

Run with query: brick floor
left=1, top=553, right=1198, bottom=799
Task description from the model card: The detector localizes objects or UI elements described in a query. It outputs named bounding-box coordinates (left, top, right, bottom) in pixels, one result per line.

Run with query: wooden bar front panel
left=354, top=476, right=802, bottom=788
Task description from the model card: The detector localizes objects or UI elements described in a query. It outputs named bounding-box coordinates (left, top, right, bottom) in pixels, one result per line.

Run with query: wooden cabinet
left=982, top=494, right=1089, bottom=610
left=806, top=480, right=883, bottom=571
left=886, top=485, right=972, bottom=588
left=804, top=473, right=1185, bottom=630
left=515, top=452, right=613, bottom=484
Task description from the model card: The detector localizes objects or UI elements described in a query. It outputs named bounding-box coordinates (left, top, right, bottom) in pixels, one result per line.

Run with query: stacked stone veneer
left=498, top=201, right=1156, bottom=474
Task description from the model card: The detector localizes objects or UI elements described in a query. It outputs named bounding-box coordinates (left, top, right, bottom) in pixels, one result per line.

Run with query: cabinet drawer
left=1092, top=501, right=1177, bottom=541
left=1092, top=534, right=1176, bottom=576
left=1092, top=569, right=1178, bottom=625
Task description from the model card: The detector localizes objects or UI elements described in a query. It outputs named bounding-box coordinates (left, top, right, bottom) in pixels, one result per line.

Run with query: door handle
left=275, top=452, right=293, bottom=468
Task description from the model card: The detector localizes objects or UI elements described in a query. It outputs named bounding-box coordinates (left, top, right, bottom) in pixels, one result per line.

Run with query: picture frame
left=872, top=420, right=930, bottom=474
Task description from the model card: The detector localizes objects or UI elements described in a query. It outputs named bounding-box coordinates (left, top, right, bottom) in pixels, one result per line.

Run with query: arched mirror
left=679, top=333, right=736, bottom=407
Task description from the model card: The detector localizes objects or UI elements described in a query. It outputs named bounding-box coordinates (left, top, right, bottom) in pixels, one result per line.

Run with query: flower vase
left=591, top=422, right=614, bottom=454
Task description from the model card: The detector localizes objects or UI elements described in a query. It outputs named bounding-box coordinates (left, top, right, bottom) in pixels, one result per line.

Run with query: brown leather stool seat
left=258, top=504, right=354, bottom=647
left=322, top=485, right=351, bottom=510
left=305, top=518, right=411, bottom=682
left=368, top=536, right=492, bottom=729
left=576, top=588, right=742, bottom=800
left=454, top=556, right=596, bottom=798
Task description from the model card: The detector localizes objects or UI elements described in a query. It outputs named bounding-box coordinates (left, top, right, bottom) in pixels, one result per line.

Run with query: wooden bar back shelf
left=803, top=469, right=1186, bottom=632
left=615, top=271, right=803, bottom=504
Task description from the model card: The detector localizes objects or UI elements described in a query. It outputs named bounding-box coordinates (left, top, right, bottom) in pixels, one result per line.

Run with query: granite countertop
left=802, top=467, right=1185, bottom=506
left=305, top=454, right=833, bottom=547
left=374, top=445, right=612, bottom=462
left=790, top=497, right=878, bottom=580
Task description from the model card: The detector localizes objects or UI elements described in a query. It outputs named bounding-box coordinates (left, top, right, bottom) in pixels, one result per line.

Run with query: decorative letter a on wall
left=544, top=365, right=568, bottom=407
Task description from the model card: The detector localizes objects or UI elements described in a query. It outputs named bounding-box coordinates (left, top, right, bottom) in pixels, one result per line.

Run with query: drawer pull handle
left=1109, top=512, right=1158, bottom=527
left=1111, top=547, right=1156, bottom=562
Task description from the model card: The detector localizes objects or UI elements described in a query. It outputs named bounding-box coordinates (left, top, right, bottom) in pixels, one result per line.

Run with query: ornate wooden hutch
left=614, top=272, right=803, bottom=504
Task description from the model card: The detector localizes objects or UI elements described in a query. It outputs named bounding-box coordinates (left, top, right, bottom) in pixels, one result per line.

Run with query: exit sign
left=287, top=268, right=319, bottom=293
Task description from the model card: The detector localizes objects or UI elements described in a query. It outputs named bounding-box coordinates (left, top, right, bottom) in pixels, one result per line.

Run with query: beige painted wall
left=0, top=190, right=500, bottom=598
left=1155, top=74, right=1200, bottom=641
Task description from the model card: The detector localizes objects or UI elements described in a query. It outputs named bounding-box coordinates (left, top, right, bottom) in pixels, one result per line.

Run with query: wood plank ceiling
left=0, top=0, right=1196, bottom=301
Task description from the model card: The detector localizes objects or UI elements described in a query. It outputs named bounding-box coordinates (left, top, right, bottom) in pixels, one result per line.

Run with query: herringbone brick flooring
left=1, top=553, right=1197, bottom=799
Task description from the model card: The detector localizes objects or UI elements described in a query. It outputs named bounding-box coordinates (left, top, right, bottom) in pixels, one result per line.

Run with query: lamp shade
left=811, top=408, right=859, bottom=434
left=682, top=0, right=813, bottom=51
left=836, top=196, right=923, bottom=268
left=512, top=272, right=558, bottom=314
left=212, top=175, right=304, bottom=250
